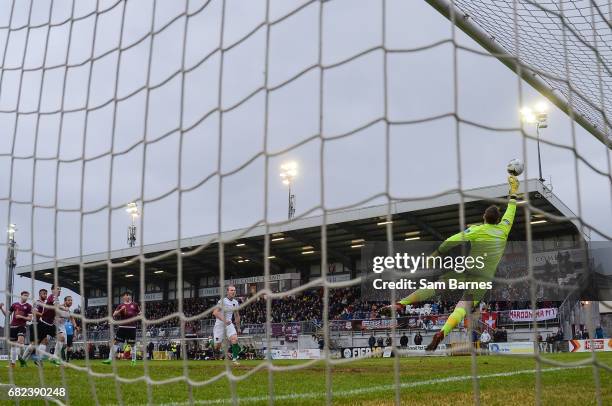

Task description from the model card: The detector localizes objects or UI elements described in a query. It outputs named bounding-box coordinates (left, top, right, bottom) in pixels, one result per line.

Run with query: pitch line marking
left=151, top=365, right=586, bottom=405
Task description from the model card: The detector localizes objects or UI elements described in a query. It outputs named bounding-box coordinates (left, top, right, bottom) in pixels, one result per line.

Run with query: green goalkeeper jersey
left=437, top=198, right=517, bottom=276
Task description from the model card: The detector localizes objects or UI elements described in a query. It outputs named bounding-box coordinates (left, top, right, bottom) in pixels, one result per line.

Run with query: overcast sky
left=1, top=0, right=611, bottom=312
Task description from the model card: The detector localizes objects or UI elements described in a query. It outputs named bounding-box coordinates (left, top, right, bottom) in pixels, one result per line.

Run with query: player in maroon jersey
left=39, top=285, right=62, bottom=366
left=21, top=288, right=49, bottom=366
left=0, top=291, right=32, bottom=367
left=102, top=291, right=141, bottom=366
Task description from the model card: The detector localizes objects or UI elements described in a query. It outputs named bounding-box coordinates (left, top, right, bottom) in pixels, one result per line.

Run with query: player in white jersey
left=58, top=296, right=78, bottom=362
left=50, top=286, right=67, bottom=366
left=212, top=285, right=241, bottom=364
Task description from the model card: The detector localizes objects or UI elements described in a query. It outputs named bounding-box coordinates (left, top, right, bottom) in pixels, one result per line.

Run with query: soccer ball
left=506, top=158, right=524, bottom=176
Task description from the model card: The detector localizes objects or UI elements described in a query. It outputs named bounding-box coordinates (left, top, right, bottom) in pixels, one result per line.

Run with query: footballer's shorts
left=9, top=326, right=26, bottom=342
left=213, top=323, right=237, bottom=344
left=66, top=334, right=74, bottom=347
left=29, top=323, right=48, bottom=343
left=114, top=326, right=136, bottom=344
left=29, top=324, right=36, bottom=342
left=55, top=322, right=67, bottom=337
left=37, top=321, right=56, bottom=340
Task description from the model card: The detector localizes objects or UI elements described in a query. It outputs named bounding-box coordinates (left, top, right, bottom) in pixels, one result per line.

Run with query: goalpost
left=1, top=0, right=611, bottom=404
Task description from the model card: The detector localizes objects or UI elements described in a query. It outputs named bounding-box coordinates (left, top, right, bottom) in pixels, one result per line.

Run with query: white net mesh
left=445, top=0, right=612, bottom=142
left=1, top=0, right=611, bottom=404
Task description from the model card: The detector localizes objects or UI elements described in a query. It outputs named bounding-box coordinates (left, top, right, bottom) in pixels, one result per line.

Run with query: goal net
left=1, top=0, right=611, bottom=404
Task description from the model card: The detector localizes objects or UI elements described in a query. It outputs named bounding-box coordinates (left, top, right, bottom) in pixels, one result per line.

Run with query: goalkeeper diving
left=384, top=175, right=519, bottom=351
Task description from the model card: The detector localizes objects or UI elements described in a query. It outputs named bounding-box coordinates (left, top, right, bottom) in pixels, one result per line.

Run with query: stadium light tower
left=126, top=202, right=140, bottom=247
left=4, top=224, right=17, bottom=345
left=280, top=162, right=298, bottom=220
left=520, top=102, right=548, bottom=182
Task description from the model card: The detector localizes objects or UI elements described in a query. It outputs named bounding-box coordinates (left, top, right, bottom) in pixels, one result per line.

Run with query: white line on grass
left=152, top=365, right=586, bottom=405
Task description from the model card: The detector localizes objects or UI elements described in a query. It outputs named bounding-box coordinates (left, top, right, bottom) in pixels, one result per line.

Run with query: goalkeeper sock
left=441, top=307, right=467, bottom=337
left=231, top=344, right=240, bottom=360
left=398, top=288, right=435, bottom=306
left=132, top=348, right=137, bottom=361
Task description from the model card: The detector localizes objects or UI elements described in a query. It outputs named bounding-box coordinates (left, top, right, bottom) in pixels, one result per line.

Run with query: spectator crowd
left=77, top=288, right=563, bottom=339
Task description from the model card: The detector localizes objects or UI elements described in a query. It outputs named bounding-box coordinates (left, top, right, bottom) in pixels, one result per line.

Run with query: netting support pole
left=4, top=228, right=17, bottom=351
left=425, top=0, right=611, bottom=148
left=536, top=124, right=544, bottom=182
left=4, top=227, right=16, bottom=355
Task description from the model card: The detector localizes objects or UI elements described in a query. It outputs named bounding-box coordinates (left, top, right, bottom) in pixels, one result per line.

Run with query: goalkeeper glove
left=508, top=175, right=519, bottom=198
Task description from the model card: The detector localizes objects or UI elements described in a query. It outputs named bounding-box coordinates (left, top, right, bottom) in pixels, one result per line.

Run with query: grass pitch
left=0, top=352, right=610, bottom=405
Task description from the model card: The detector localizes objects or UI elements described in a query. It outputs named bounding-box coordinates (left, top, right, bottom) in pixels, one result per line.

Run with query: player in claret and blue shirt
left=39, top=285, right=64, bottom=366
left=103, top=291, right=141, bottom=366
left=0, top=291, right=33, bottom=368
left=21, top=288, right=48, bottom=366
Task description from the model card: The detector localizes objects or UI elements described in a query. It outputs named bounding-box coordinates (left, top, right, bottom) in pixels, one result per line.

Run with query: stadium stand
left=15, top=181, right=603, bottom=356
